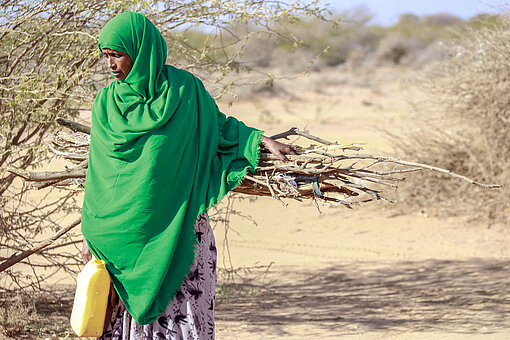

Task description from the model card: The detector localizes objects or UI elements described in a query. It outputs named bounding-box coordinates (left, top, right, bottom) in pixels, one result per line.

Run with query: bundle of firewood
left=7, top=118, right=500, bottom=209
left=1, top=118, right=501, bottom=273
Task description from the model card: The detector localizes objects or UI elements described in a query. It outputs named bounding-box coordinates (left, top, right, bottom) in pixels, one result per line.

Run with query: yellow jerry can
left=70, top=258, right=111, bottom=337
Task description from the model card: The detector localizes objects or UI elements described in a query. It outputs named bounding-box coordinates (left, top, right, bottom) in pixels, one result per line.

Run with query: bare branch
left=6, top=166, right=87, bottom=182
left=0, top=218, right=81, bottom=273
left=56, top=117, right=91, bottom=134
left=270, top=127, right=339, bottom=145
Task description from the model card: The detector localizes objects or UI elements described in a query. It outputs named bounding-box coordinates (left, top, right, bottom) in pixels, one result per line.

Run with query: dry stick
left=6, top=166, right=87, bottom=181
left=264, top=172, right=278, bottom=199
left=265, top=172, right=289, bottom=207
left=244, top=174, right=270, bottom=188
left=0, top=218, right=81, bottom=273
left=357, top=167, right=422, bottom=175
left=343, top=154, right=501, bottom=189
left=25, top=163, right=88, bottom=190
left=262, top=149, right=499, bottom=189
left=8, top=123, right=501, bottom=193
left=56, top=117, right=91, bottom=134
left=244, top=174, right=286, bottom=196
left=270, top=127, right=338, bottom=145
left=49, top=145, right=88, bottom=161
left=259, top=153, right=333, bottom=163
left=31, top=179, right=64, bottom=190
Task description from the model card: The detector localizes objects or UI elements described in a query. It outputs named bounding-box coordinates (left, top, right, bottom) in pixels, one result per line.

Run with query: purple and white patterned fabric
left=99, top=214, right=217, bottom=340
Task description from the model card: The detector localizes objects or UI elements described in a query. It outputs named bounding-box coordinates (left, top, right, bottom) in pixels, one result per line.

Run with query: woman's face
left=102, top=48, right=133, bottom=81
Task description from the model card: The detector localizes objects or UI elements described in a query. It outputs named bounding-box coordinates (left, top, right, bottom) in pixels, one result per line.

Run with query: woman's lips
left=112, top=70, right=121, bottom=77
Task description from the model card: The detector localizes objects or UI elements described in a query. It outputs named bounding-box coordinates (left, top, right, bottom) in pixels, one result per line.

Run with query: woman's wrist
left=260, top=135, right=270, bottom=147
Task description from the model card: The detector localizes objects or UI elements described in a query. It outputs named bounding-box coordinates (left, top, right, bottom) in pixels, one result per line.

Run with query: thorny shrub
left=393, top=14, right=510, bottom=219
left=0, top=0, right=328, bottom=294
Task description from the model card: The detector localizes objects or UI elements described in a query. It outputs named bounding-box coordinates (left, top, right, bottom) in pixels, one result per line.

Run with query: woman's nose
left=106, top=57, right=115, bottom=69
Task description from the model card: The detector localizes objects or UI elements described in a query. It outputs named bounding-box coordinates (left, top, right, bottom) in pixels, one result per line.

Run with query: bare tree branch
left=6, top=166, right=87, bottom=182
left=56, top=117, right=91, bottom=134
left=0, top=218, right=81, bottom=273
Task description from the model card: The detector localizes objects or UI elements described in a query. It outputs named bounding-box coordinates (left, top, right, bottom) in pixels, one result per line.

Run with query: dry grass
left=0, top=295, right=38, bottom=338
left=392, top=14, right=510, bottom=219
left=0, top=291, right=82, bottom=340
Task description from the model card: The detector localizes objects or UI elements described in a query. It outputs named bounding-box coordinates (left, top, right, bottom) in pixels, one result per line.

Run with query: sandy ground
left=213, top=200, right=510, bottom=339
left=210, top=67, right=510, bottom=339
left=5, top=67, right=510, bottom=339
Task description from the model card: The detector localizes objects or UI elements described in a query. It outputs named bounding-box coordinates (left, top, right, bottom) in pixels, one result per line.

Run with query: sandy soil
left=213, top=200, right=510, bottom=339
left=210, top=67, right=510, bottom=339
left=5, top=67, right=510, bottom=339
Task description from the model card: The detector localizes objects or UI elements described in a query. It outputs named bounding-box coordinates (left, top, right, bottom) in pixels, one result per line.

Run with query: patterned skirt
left=99, top=214, right=217, bottom=340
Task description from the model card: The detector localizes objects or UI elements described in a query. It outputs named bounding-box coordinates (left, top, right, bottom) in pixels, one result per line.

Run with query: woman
left=81, top=11, right=296, bottom=340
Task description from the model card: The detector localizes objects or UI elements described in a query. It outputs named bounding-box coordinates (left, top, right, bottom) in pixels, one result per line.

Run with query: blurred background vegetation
left=179, top=7, right=506, bottom=71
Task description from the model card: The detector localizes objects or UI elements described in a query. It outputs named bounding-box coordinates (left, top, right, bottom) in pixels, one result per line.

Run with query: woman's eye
left=103, top=53, right=120, bottom=58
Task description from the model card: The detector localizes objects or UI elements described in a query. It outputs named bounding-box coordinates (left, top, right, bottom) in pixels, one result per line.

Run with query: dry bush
left=421, top=13, right=464, bottom=26
left=0, top=0, right=112, bottom=295
left=365, top=12, right=472, bottom=67
left=393, top=14, right=510, bottom=219
left=0, top=0, right=330, bottom=294
left=412, top=41, right=451, bottom=66
left=373, top=34, right=425, bottom=65
left=216, top=8, right=474, bottom=76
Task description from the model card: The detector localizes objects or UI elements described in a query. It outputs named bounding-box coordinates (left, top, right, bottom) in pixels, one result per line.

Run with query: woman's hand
left=81, top=238, right=92, bottom=265
left=261, top=136, right=298, bottom=163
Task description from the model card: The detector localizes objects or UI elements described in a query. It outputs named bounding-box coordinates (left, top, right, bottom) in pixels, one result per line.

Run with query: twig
left=270, top=127, right=337, bottom=145
left=340, top=154, right=502, bottom=189
left=8, top=122, right=500, bottom=212
left=0, top=218, right=81, bottom=273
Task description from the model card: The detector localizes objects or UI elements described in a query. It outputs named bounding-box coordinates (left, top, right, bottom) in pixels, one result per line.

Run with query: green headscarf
left=81, top=11, right=262, bottom=325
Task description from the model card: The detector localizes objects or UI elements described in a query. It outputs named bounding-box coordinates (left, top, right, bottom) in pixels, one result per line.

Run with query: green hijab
left=81, top=11, right=262, bottom=325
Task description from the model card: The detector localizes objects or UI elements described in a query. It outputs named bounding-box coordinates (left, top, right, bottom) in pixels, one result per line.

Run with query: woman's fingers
left=277, top=150, right=288, bottom=162
left=285, top=145, right=298, bottom=155
left=278, top=144, right=299, bottom=162
left=274, top=143, right=297, bottom=162
left=261, top=135, right=298, bottom=163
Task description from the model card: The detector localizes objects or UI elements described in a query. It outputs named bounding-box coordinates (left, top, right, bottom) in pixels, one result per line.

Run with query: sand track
left=213, top=202, right=510, bottom=339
